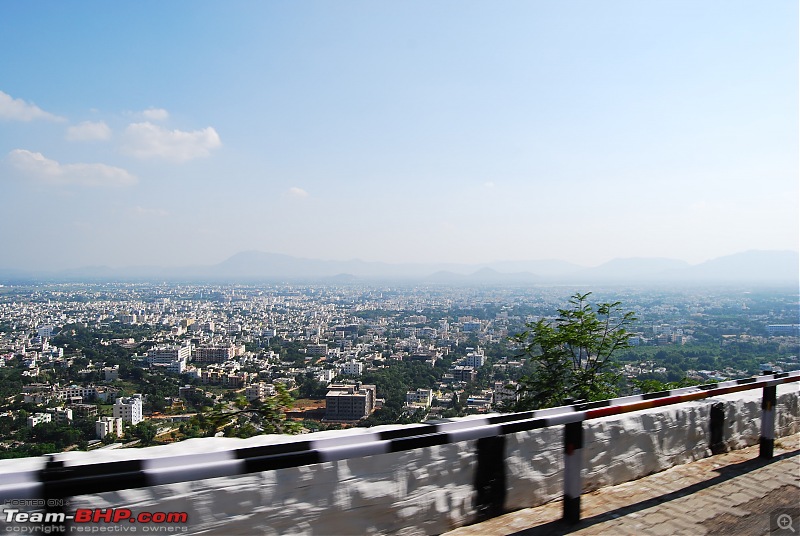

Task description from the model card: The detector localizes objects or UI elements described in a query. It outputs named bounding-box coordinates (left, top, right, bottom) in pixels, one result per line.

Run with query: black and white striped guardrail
left=1, top=370, right=797, bottom=513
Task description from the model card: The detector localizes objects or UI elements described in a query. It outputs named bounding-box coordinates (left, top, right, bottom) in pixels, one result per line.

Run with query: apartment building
left=95, top=416, right=124, bottom=439
left=27, top=413, right=52, bottom=428
left=146, top=343, right=191, bottom=373
left=406, top=388, right=433, bottom=407
left=245, top=382, right=276, bottom=401
left=325, top=383, right=376, bottom=421
left=193, top=345, right=236, bottom=364
left=340, top=360, right=363, bottom=376
left=461, top=347, right=486, bottom=368
left=113, top=394, right=143, bottom=424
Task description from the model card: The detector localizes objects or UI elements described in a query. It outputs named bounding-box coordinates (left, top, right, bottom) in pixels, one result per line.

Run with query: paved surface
left=445, top=433, right=800, bottom=536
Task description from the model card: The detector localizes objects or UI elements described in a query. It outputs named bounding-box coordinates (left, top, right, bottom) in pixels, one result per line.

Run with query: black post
left=40, top=455, right=70, bottom=532
left=563, top=421, right=583, bottom=524
left=759, top=371, right=777, bottom=459
left=709, top=402, right=727, bottom=455
left=474, top=435, right=506, bottom=522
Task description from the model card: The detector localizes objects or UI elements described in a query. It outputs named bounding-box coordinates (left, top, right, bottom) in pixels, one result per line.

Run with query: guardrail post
left=759, top=371, right=776, bottom=459
left=40, top=455, right=70, bottom=532
left=709, top=402, right=726, bottom=455
left=563, top=421, right=583, bottom=524
left=474, top=435, right=506, bottom=522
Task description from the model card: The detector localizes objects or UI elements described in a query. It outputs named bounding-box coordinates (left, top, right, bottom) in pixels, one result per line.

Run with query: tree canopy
left=513, top=292, right=637, bottom=409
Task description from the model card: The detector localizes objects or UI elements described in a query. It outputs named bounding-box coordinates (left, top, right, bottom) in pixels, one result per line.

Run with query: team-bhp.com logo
left=4, top=508, right=188, bottom=533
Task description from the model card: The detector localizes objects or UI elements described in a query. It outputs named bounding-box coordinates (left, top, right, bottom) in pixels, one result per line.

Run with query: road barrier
left=1, top=370, right=798, bottom=528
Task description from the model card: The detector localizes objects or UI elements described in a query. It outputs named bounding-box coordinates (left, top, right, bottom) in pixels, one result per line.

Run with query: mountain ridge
left=0, top=249, right=796, bottom=285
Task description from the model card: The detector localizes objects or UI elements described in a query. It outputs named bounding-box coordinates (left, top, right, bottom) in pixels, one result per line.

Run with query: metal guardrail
left=1, top=369, right=798, bottom=525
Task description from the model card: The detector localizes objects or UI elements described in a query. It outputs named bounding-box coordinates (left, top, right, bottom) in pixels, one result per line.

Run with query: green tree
left=513, top=292, right=636, bottom=409
left=196, top=384, right=300, bottom=437
left=129, top=421, right=158, bottom=445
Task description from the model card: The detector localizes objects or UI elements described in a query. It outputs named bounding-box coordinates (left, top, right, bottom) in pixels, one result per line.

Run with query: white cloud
left=0, top=90, right=64, bottom=122
left=66, top=120, right=112, bottom=141
left=142, top=107, right=169, bottom=121
left=121, top=122, right=221, bottom=162
left=8, top=149, right=137, bottom=187
left=484, top=181, right=495, bottom=188
left=287, top=187, right=309, bottom=198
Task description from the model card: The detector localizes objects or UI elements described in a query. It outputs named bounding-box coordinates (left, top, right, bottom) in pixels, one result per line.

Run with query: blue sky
left=1, top=1, right=797, bottom=270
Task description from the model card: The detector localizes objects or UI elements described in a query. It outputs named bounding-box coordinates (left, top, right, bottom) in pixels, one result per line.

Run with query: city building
left=37, top=325, right=55, bottom=339
left=59, top=385, right=99, bottom=403
left=103, top=365, right=120, bottom=381
left=245, top=382, right=276, bottom=401
left=27, top=413, right=52, bottom=428
left=406, top=388, right=433, bottom=407
left=113, top=394, right=143, bottom=424
left=766, top=324, right=800, bottom=337
left=307, top=343, right=329, bottom=356
left=95, top=417, right=124, bottom=439
left=492, top=381, right=520, bottom=406
left=147, top=344, right=191, bottom=373
left=451, top=366, right=477, bottom=383
left=325, top=383, right=376, bottom=421
left=69, top=404, right=98, bottom=419
left=340, top=360, right=363, bottom=376
left=193, top=345, right=236, bottom=364
left=462, top=347, right=486, bottom=368
left=46, top=407, right=73, bottom=424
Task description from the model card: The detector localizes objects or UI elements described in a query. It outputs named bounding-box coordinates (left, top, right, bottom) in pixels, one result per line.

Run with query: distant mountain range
left=0, top=250, right=797, bottom=285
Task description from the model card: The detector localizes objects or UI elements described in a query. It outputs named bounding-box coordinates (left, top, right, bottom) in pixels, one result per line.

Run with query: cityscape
left=0, top=3, right=798, bottom=534
left=0, top=279, right=797, bottom=458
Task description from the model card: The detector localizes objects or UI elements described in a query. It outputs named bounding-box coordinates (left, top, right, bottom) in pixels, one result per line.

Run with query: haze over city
left=0, top=1, right=797, bottom=272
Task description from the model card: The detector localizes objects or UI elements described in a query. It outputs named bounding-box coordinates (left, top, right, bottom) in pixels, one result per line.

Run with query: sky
left=0, top=1, right=797, bottom=271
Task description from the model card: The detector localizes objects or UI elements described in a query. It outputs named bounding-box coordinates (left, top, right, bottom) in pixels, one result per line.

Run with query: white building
left=37, top=325, right=55, bottom=339
left=341, top=360, right=363, bottom=376
left=245, top=382, right=276, bottom=401
left=95, top=417, right=124, bottom=439
left=147, top=344, right=191, bottom=373
left=492, top=381, right=520, bottom=406
left=317, top=369, right=336, bottom=383
left=462, top=348, right=486, bottom=368
left=27, top=413, right=52, bottom=428
left=59, top=385, right=99, bottom=402
left=113, top=394, right=143, bottom=424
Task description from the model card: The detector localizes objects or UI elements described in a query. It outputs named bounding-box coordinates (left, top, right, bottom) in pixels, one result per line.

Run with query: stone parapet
left=0, top=384, right=796, bottom=535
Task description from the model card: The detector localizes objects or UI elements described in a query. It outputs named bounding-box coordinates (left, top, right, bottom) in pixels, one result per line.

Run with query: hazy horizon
left=1, top=2, right=797, bottom=272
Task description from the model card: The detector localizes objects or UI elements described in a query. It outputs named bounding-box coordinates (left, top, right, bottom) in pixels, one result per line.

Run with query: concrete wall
left=1, top=385, right=797, bottom=535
